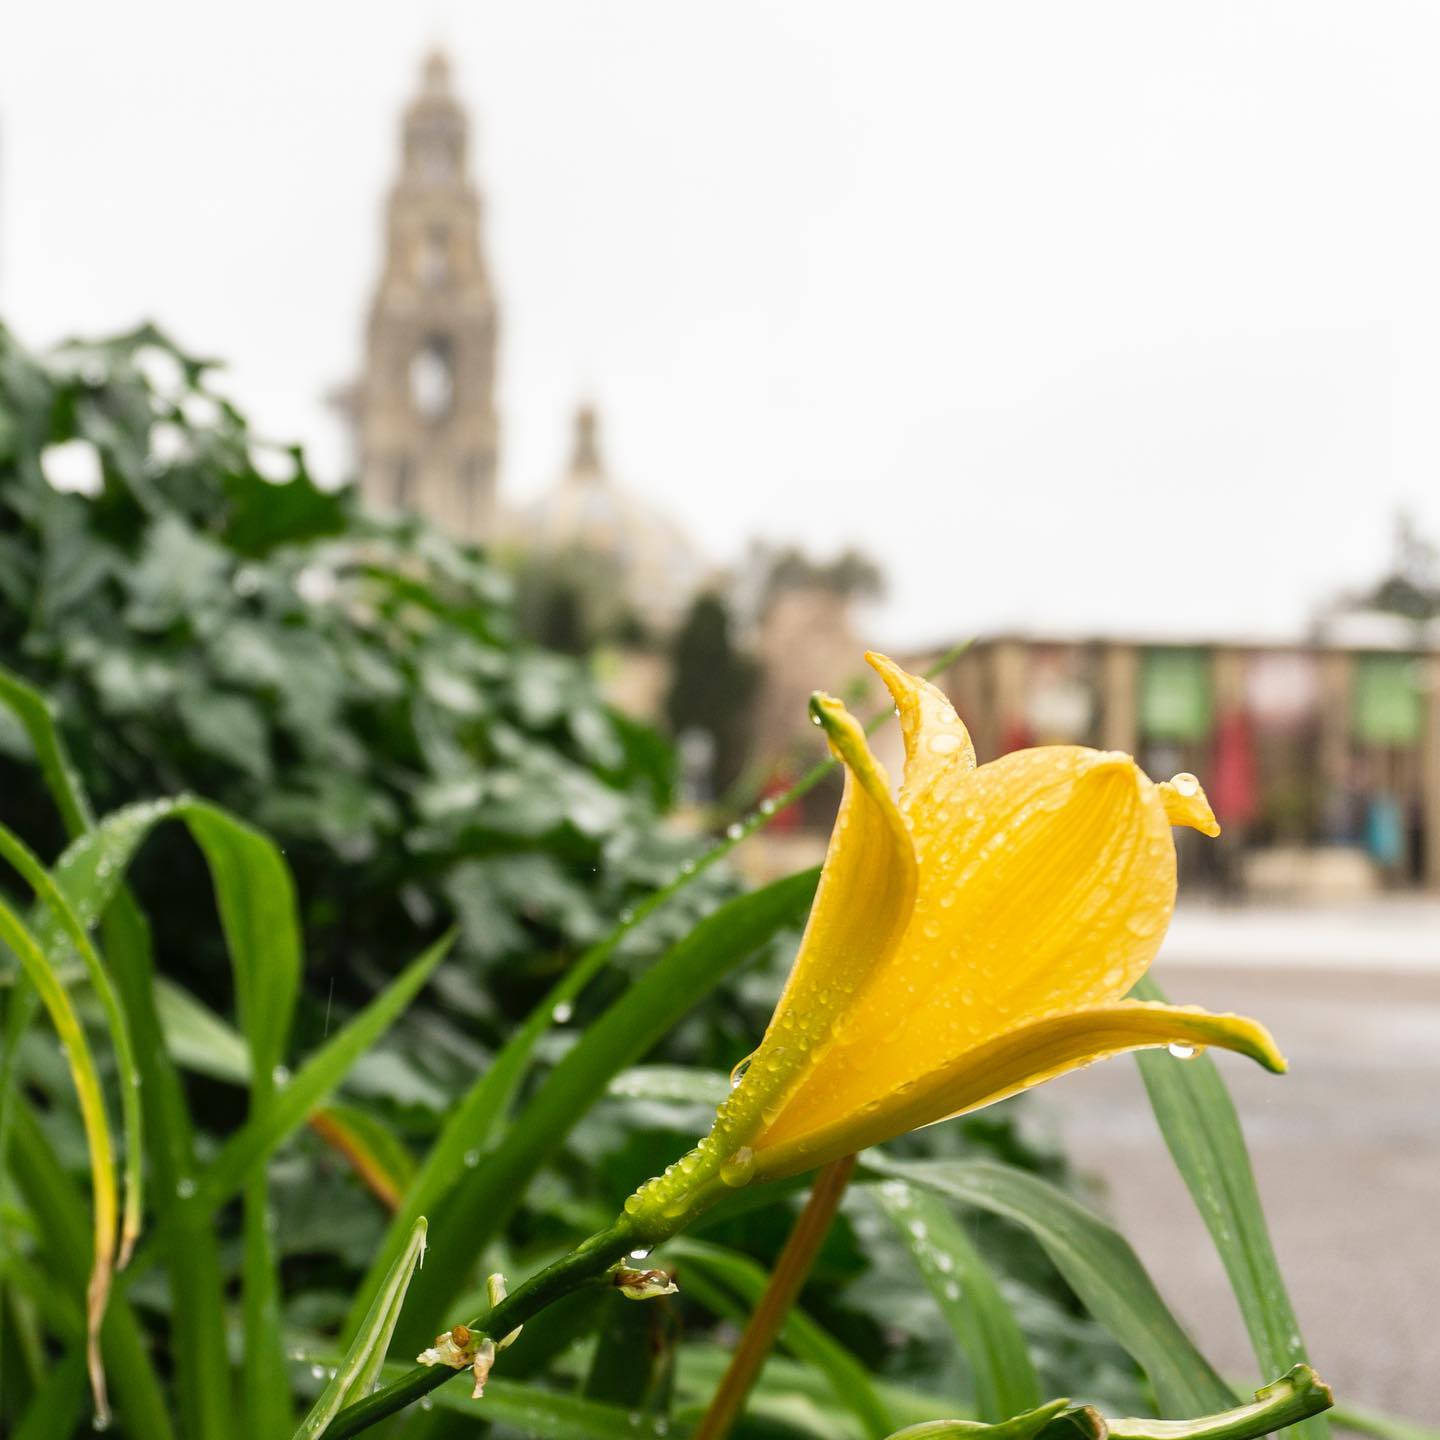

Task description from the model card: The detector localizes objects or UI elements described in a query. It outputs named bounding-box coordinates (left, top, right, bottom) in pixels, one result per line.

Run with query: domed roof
left=510, top=405, right=703, bottom=626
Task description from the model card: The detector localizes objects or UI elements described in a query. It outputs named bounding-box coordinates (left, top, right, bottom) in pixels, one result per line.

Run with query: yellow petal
left=865, top=652, right=976, bottom=834
left=1158, top=772, right=1222, bottom=837
left=769, top=747, right=1177, bottom=1138
left=707, top=693, right=916, bottom=1152
left=751, top=1001, right=1286, bottom=1181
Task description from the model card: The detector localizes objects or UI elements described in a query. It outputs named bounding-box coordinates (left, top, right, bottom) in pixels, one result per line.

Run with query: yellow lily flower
left=626, top=654, right=1283, bottom=1229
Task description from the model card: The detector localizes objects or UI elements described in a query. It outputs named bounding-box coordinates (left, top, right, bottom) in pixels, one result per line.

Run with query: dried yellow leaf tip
left=625, top=655, right=1284, bottom=1230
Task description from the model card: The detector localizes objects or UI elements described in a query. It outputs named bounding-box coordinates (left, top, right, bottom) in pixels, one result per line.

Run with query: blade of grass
left=11, top=1347, right=88, bottom=1440
left=294, top=1217, right=429, bottom=1439
left=184, top=801, right=303, bottom=1440
left=1102, top=1365, right=1333, bottom=1440
left=667, top=1233, right=892, bottom=1438
left=0, top=666, right=94, bottom=837
left=867, top=1156, right=1234, bottom=1418
left=393, top=869, right=820, bottom=1345
left=1325, top=1402, right=1440, bottom=1440
left=0, top=667, right=95, bottom=1424
left=7, top=1103, right=174, bottom=1439
left=0, top=821, right=145, bottom=1267
left=0, top=671, right=234, bottom=1439
left=32, top=796, right=304, bottom=1435
left=0, top=895, right=118, bottom=1423
left=1130, top=976, right=1325, bottom=1440
left=676, top=1344, right=948, bottom=1434
left=309, top=1104, right=417, bottom=1212
left=883, top=1398, right=1077, bottom=1440
left=877, top=1181, right=1041, bottom=1421
left=187, top=929, right=456, bottom=1217
left=344, top=1364, right=677, bottom=1440
left=99, top=890, right=238, bottom=1440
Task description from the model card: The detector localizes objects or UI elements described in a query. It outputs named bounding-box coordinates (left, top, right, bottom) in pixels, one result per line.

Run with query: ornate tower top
left=342, top=50, right=500, bottom=541
left=570, top=404, right=602, bottom=478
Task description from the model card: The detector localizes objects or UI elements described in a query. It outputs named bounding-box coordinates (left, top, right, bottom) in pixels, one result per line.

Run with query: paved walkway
left=1036, top=901, right=1440, bottom=1429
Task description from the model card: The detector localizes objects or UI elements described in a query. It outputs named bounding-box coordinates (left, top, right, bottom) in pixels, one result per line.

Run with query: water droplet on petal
left=729, top=1055, right=753, bottom=1088
left=629, top=1246, right=651, bottom=1260
left=1168, top=1042, right=1198, bottom=1060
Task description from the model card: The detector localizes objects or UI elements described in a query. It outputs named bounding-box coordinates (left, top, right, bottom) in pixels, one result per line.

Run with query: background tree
left=665, top=592, right=760, bottom=798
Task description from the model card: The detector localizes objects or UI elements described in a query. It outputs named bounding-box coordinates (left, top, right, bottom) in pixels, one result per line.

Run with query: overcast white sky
left=3, top=2, right=1437, bottom=648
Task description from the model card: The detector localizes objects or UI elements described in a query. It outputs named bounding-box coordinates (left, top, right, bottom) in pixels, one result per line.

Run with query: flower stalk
left=691, top=1154, right=859, bottom=1440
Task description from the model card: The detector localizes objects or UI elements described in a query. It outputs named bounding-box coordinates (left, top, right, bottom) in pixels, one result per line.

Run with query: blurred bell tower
left=340, top=50, right=500, bottom=541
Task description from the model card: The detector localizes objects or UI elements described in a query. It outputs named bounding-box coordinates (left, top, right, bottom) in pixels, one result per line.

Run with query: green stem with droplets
left=321, top=1222, right=639, bottom=1438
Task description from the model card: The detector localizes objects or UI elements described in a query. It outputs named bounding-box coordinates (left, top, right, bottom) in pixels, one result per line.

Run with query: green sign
left=1352, top=653, right=1422, bottom=746
left=1140, top=648, right=1213, bottom=742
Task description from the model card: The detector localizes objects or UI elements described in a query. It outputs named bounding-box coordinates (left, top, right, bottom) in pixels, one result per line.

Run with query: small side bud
left=612, top=1265, right=678, bottom=1300
left=416, top=1325, right=477, bottom=1370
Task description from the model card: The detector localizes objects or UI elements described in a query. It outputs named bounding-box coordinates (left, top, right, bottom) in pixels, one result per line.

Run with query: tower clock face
left=410, top=336, right=454, bottom=421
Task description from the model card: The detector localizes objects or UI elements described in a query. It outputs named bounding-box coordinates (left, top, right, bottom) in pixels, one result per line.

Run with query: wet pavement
left=1035, top=901, right=1440, bottom=1429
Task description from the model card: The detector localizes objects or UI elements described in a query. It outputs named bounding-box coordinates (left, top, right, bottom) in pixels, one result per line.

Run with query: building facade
left=340, top=51, right=500, bottom=541
left=917, top=635, right=1440, bottom=892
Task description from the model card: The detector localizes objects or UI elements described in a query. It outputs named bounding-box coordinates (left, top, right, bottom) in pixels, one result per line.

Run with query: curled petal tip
left=1159, top=773, right=1222, bottom=837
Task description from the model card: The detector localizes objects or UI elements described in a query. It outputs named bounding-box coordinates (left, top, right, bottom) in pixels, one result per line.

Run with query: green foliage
left=666, top=591, right=761, bottom=795
left=0, top=320, right=717, bottom=1030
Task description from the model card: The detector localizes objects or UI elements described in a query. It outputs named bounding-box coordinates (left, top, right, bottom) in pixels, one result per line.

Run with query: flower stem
left=690, top=1154, right=859, bottom=1440
left=319, top=1222, right=637, bottom=1439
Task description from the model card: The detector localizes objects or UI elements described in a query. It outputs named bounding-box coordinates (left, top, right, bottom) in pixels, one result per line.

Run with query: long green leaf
left=1130, top=976, right=1325, bottom=1440
left=393, top=869, right=819, bottom=1343
left=12, top=1348, right=88, bottom=1440
left=99, top=891, right=237, bottom=1440
left=869, top=1157, right=1234, bottom=1417
left=877, top=1182, right=1040, bottom=1421
left=881, top=1368, right=1333, bottom=1440
left=7, top=1105, right=175, bottom=1440
left=0, top=666, right=94, bottom=837
left=26, top=795, right=304, bottom=1434
left=295, top=1217, right=429, bottom=1439
left=0, top=821, right=145, bottom=1268
left=0, top=672, right=233, bottom=1439
left=0, top=895, right=119, bottom=1422
left=1326, top=1402, right=1440, bottom=1440
left=363, top=1364, right=677, bottom=1439
left=189, top=928, right=455, bottom=1216
left=184, top=800, right=302, bottom=1439
left=668, top=1236, right=893, bottom=1438
left=154, top=976, right=251, bottom=1084
left=676, top=1344, right=948, bottom=1435
left=1104, top=1366, right=1333, bottom=1440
